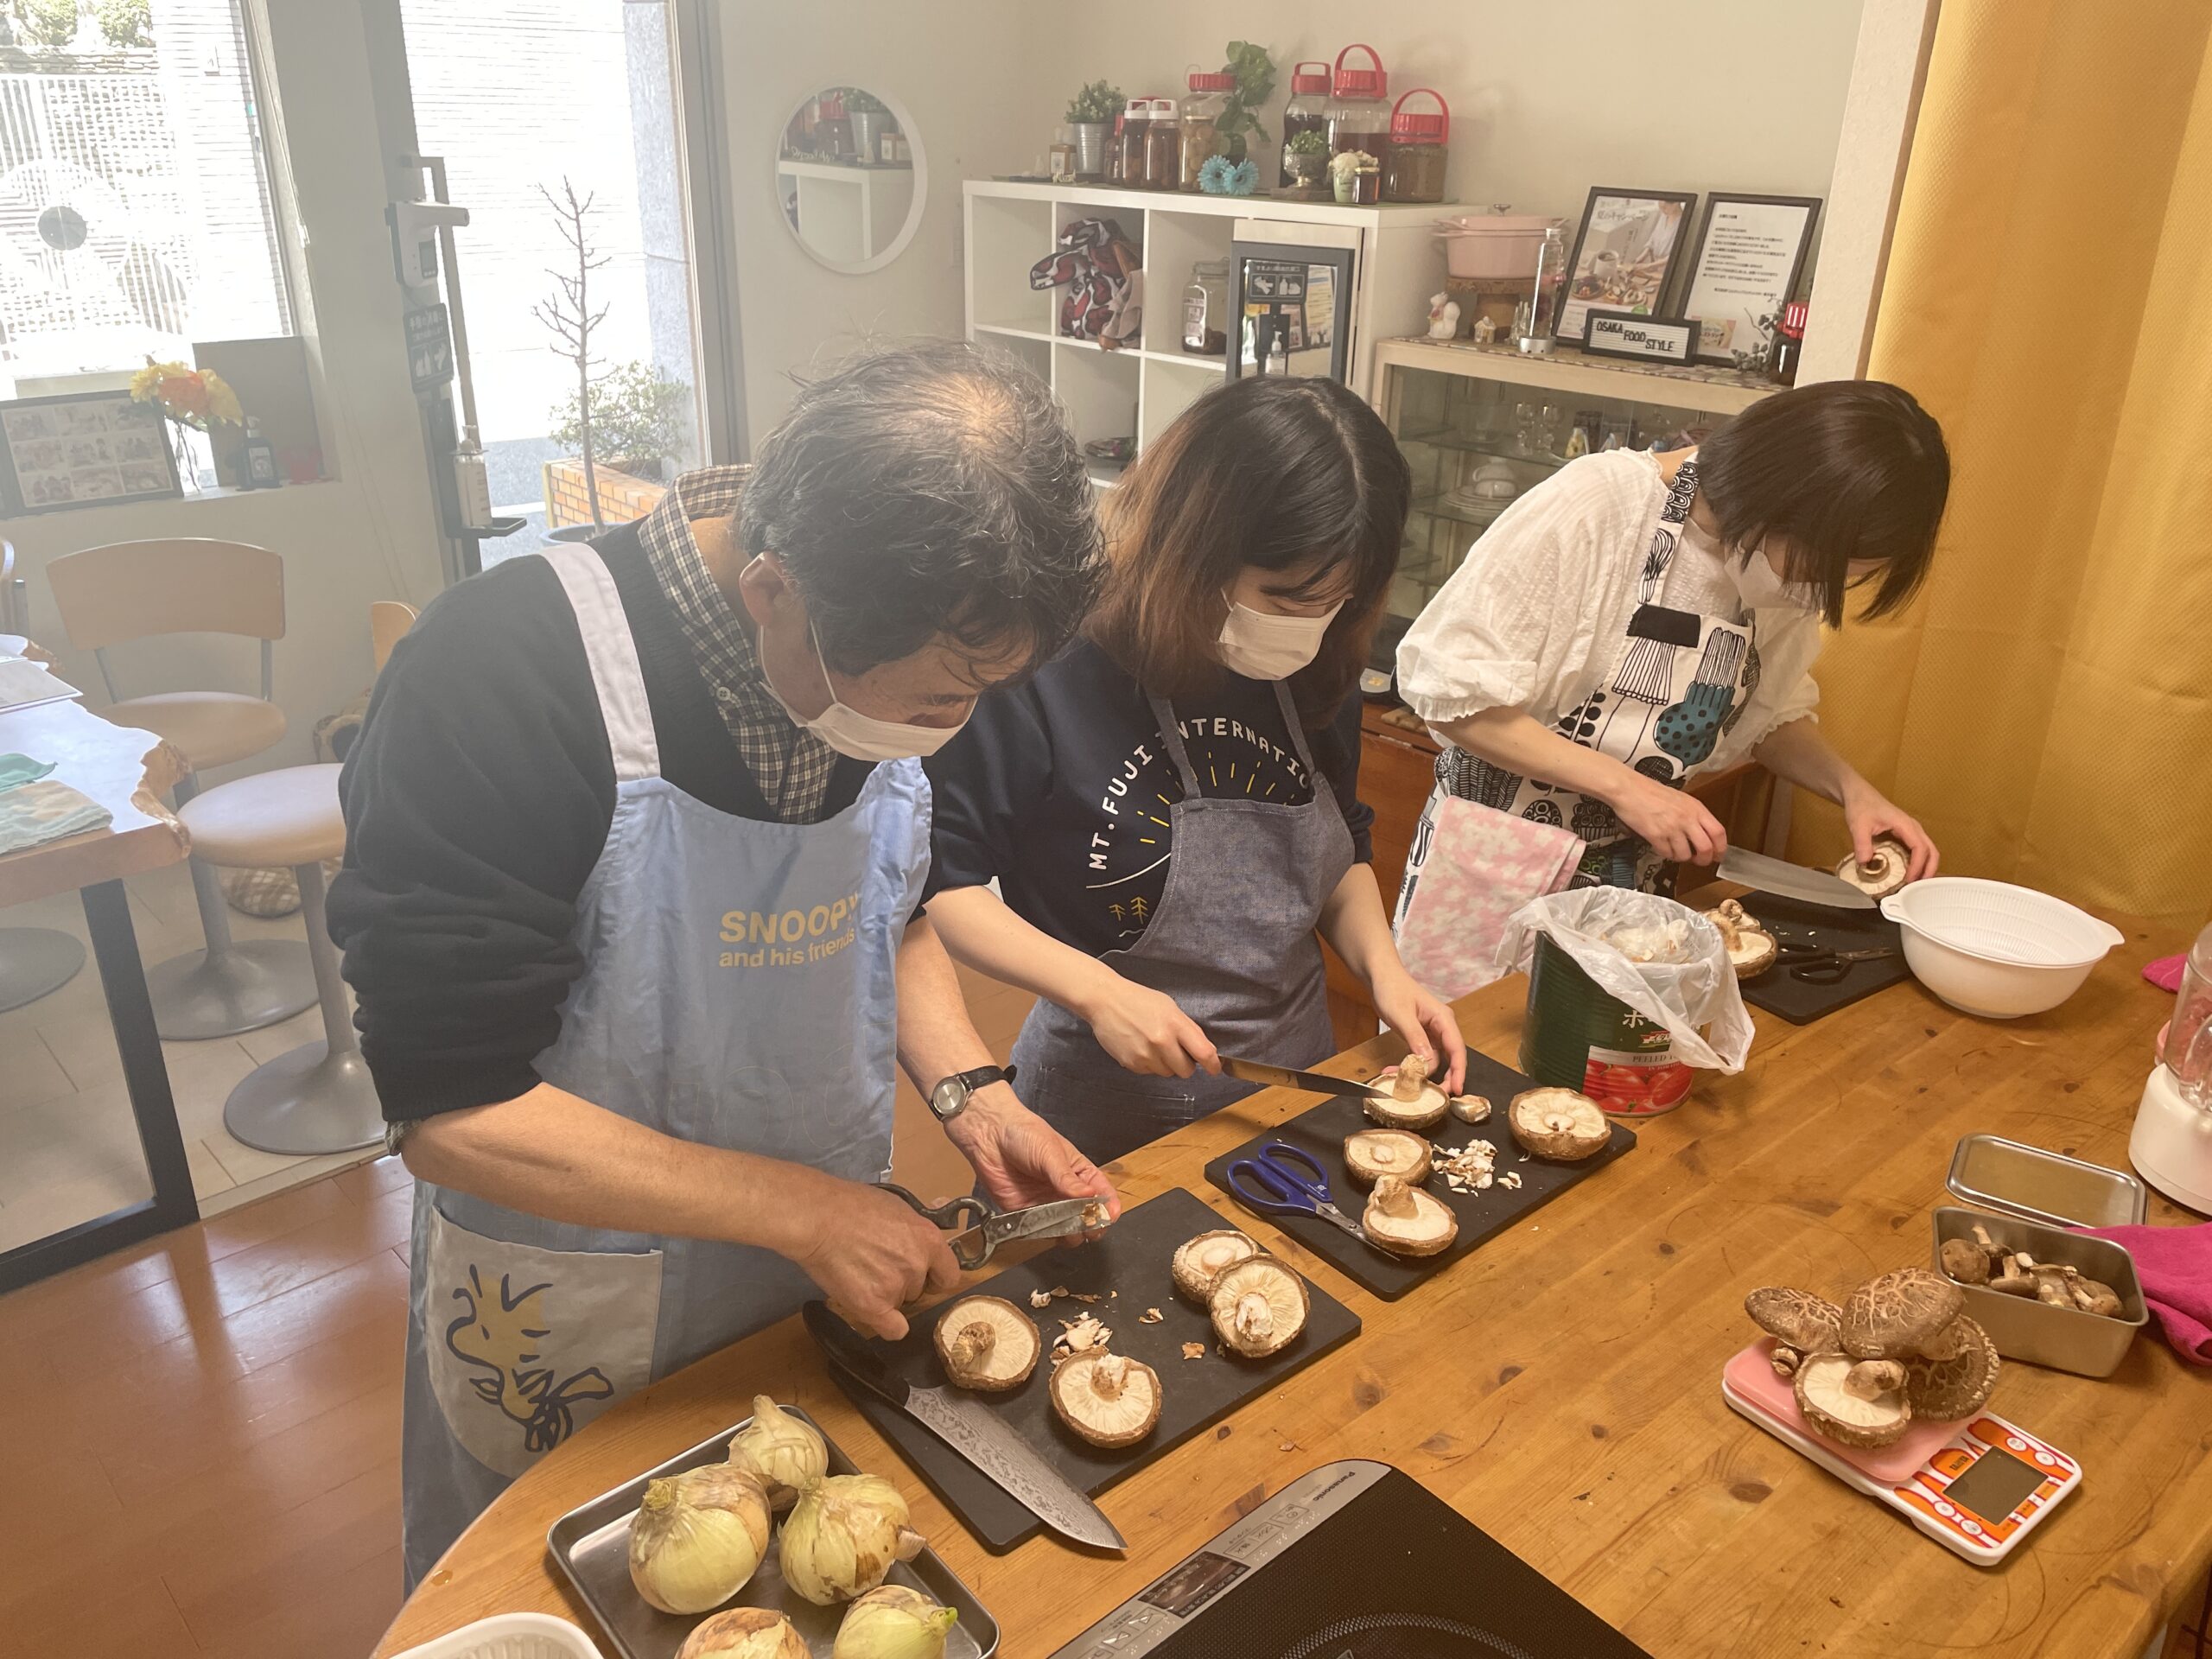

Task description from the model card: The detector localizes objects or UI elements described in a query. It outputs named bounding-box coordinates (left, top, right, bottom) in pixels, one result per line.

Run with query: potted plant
left=550, top=361, right=688, bottom=483
left=844, top=87, right=894, bottom=164
left=1283, top=128, right=1330, bottom=199
left=1065, top=79, right=1122, bottom=181
left=1215, top=41, right=1276, bottom=165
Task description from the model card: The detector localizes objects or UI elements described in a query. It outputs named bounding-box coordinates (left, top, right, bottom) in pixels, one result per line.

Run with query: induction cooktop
left=1051, top=1462, right=1650, bottom=1659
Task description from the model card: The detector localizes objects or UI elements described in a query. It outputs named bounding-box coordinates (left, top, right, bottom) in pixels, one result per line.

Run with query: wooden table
left=376, top=928, right=2209, bottom=1658
left=0, top=692, right=195, bottom=1292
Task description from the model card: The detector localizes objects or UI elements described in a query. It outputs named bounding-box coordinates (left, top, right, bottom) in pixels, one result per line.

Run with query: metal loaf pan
left=1931, top=1206, right=2145, bottom=1377
left=547, top=1405, right=998, bottom=1659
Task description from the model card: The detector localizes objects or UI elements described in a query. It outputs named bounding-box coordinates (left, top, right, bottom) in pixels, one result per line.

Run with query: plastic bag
left=1496, top=887, right=1754, bottom=1073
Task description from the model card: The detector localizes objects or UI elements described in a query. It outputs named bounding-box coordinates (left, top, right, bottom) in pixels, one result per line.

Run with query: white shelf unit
left=779, top=159, right=916, bottom=265
left=963, top=180, right=1449, bottom=485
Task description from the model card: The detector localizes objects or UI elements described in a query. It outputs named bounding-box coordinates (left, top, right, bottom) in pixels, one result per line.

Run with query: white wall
left=3, top=0, right=442, bottom=781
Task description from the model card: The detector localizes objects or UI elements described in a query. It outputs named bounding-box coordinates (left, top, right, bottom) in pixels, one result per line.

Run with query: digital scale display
left=1937, top=1446, right=2044, bottom=1523
left=1140, top=1550, right=1249, bottom=1618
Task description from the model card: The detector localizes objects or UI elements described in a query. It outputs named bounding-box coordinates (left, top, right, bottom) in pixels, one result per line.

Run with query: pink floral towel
left=1395, top=795, right=1585, bottom=1000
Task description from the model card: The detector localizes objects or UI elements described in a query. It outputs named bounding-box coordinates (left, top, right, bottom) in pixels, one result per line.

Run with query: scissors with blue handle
left=1224, top=1141, right=1371, bottom=1245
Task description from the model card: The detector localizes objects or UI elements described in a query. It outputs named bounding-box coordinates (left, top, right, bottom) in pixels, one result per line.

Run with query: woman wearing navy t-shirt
left=924, top=376, right=1465, bottom=1163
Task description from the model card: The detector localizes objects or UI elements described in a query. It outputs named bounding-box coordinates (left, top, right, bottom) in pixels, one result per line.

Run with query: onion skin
left=780, top=1473, right=928, bottom=1605
left=627, top=1463, right=772, bottom=1614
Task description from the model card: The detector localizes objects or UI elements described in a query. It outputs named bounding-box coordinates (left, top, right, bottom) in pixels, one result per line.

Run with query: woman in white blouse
left=1394, top=379, right=1949, bottom=904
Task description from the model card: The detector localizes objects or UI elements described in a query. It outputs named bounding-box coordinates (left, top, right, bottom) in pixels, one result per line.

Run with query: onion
left=627, top=1462, right=771, bottom=1614
left=779, top=1472, right=927, bottom=1605
left=833, top=1584, right=960, bottom=1659
left=677, top=1607, right=810, bottom=1659
left=727, top=1394, right=829, bottom=1510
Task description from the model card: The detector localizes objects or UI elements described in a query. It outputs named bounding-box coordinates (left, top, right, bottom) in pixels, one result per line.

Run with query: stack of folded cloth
left=0, top=752, right=110, bottom=856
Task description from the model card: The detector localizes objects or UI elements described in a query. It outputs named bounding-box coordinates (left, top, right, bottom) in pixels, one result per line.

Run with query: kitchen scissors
left=876, top=1184, right=1107, bottom=1270
left=1772, top=940, right=1898, bottom=985
left=1223, top=1142, right=1371, bottom=1245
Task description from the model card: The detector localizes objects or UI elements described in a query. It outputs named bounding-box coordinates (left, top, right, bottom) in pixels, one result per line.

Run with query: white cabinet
left=963, top=180, right=1446, bottom=486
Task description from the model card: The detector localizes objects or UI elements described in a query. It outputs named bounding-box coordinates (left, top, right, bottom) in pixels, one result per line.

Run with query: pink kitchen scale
left=1722, top=1340, right=2081, bottom=1564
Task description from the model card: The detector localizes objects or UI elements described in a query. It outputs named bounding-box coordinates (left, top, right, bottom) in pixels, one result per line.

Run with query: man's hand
left=1610, top=770, right=1728, bottom=866
left=1367, top=967, right=1467, bottom=1094
left=949, top=1084, right=1122, bottom=1221
left=1077, top=969, right=1220, bottom=1078
left=791, top=1176, right=962, bottom=1341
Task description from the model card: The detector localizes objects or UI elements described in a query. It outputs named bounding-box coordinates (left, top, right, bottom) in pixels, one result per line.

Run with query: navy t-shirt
left=923, top=637, right=1374, bottom=956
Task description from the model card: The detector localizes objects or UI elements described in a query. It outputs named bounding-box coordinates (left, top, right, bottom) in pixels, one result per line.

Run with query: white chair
left=0, top=536, right=86, bottom=1012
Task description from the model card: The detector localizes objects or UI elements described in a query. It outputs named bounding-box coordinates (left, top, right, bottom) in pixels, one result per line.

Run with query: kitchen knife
left=801, top=1300, right=1127, bottom=1552
left=1717, top=847, right=1876, bottom=912
left=1218, top=1055, right=1389, bottom=1099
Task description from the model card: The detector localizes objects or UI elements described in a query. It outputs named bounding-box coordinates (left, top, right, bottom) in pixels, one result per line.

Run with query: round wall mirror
left=776, top=86, right=925, bottom=274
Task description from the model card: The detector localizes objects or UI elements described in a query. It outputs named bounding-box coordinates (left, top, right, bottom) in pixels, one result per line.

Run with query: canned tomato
left=1520, top=933, right=1694, bottom=1116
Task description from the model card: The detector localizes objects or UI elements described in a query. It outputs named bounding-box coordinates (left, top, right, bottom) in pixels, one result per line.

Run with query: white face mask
left=763, top=618, right=968, bottom=762
left=1217, top=597, right=1343, bottom=681
left=1734, top=550, right=1824, bottom=613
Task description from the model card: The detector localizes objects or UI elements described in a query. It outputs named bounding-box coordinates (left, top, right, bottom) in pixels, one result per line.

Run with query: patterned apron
left=1012, top=681, right=1355, bottom=1166
left=1400, top=459, right=1761, bottom=902
left=398, top=544, right=929, bottom=1586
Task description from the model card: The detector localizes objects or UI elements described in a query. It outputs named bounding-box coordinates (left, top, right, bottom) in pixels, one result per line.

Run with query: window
left=0, top=0, right=293, bottom=393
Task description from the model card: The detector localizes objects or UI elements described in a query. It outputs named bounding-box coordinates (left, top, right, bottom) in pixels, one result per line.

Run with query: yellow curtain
left=1790, top=0, right=2212, bottom=931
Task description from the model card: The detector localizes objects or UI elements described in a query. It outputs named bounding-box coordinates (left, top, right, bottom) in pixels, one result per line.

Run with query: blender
left=2130, top=920, right=2212, bottom=1213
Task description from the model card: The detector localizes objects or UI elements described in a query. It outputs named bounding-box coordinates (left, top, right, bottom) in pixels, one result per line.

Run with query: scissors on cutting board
left=1770, top=940, right=1898, bottom=985
left=1223, top=1142, right=1381, bottom=1250
left=876, top=1184, right=1109, bottom=1270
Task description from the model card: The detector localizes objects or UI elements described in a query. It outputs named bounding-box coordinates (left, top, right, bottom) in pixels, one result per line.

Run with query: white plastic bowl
left=390, top=1613, right=603, bottom=1659
left=1881, top=877, right=2124, bottom=1019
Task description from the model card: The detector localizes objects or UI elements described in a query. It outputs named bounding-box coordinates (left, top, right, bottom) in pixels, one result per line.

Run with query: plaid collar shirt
left=635, top=467, right=837, bottom=823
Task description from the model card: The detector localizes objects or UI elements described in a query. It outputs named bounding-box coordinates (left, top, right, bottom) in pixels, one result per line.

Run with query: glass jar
left=1179, top=71, right=1232, bottom=190
left=1049, top=125, right=1077, bottom=186
left=1517, top=226, right=1567, bottom=354
left=1279, top=60, right=1331, bottom=190
left=1327, top=43, right=1390, bottom=173
left=1183, top=258, right=1230, bottom=355
left=1143, top=97, right=1182, bottom=191
left=1382, top=89, right=1450, bottom=203
left=1116, top=97, right=1151, bottom=188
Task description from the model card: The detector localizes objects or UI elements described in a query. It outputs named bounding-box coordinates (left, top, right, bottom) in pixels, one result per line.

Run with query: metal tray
left=547, top=1405, right=998, bottom=1659
left=1932, top=1206, right=2145, bottom=1377
left=1945, top=1133, right=2146, bottom=1230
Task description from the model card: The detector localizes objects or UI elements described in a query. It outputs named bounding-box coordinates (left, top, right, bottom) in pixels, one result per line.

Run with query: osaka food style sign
left=1581, top=309, right=1698, bottom=365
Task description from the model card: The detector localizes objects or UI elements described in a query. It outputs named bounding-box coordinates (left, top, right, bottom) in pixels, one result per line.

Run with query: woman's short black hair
left=739, top=340, right=1101, bottom=678
left=1696, top=378, right=1950, bottom=626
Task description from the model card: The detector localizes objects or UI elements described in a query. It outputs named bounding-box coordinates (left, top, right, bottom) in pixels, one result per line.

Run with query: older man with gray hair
left=329, top=340, right=1115, bottom=1585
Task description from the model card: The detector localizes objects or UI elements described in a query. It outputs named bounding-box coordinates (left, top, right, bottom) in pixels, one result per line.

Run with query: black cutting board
left=823, top=1185, right=1359, bottom=1554
left=1203, top=1045, right=1636, bottom=1300
left=1732, top=892, right=1912, bottom=1024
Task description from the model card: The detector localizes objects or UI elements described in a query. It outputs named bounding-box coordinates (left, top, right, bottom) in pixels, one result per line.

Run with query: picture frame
left=1582, top=308, right=1699, bottom=365
left=1554, top=187, right=1700, bottom=346
left=0, top=390, right=181, bottom=516
left=1677, top=193, right=1821, bottom=367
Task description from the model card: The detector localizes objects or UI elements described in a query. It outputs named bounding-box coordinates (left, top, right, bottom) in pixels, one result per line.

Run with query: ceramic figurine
left=1427, top=293, right=1462, bottom=340
left=1471, top=314, right=1499, bottom=345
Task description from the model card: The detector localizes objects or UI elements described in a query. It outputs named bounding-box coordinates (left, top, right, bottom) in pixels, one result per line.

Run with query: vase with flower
left=130, top=359, right=244, bottom=492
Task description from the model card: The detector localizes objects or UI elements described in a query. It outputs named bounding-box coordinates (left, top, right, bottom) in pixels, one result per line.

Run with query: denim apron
left=399, top=544, right=928, bottom=1586
left=1012, top=681, right=1354, bottom=1166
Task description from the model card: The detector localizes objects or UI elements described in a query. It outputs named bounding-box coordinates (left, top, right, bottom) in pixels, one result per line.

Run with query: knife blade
left=801, top=1300, right=1127, bottom=1551
left=1717, top=847, right=1876, bottom=911
left=1218, top=1055, right=1389, bottom=1099
left=944, top=1195, right=1108, bottom=1268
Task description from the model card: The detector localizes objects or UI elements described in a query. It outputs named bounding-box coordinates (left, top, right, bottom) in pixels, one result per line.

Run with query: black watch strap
left=956, top=1063, right=1014, bottom=1092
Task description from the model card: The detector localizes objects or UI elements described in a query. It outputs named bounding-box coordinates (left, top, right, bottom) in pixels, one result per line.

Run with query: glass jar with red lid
left=1382, top=88, right=1450, bottom=203
left=1326, top=42, right=1390, bottom=176
left=1280, top=60, right=1332, bottom=191
left=1180, top=70, right=1234, bottom=189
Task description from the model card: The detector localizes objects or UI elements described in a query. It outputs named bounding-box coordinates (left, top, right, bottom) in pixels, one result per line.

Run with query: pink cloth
left=2078, top=1223, right=2212, bottom=1366
left=2144, top=953, right=2188, bottom=992
left=1395, top=795, right=1584, bottom=999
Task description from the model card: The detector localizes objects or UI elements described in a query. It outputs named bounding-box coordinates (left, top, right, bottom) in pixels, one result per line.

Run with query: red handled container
left=1382, top=88, right=1450, bottom=202
left=1327, top=42, right=1390, bottom=178
left=1280, top=60, right=1332, bottom=190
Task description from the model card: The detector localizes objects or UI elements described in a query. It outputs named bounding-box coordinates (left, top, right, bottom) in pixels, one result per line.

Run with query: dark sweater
left=922, top=637, right=1373, bottom=956
left=327, top=524, right=874, bottom=1122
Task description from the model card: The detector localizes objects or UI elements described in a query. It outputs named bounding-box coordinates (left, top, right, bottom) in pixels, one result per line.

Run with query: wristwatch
left=929, top=1064, right=1016, bottom=1122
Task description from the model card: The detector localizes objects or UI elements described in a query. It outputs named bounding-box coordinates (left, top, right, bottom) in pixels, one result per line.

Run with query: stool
left=175, top=764, right=382, bottom=1154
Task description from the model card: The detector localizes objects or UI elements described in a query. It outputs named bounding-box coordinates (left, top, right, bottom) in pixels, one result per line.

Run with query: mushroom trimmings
left=1208, top=1257, right=1310, bottom=1359
left=1507, top=1089, right=1611, bottom=1161
left=1362, top=1174, right=1458, bottom=1257
left=1342, top=1128, right=1432, bottom=1188
left=931, top=1295, right=1039, bottom=1393
left=1049, top=1351, right=1161, bottom=1447
left=1171, top=1230, right=1263, bottom=1303
left=1365, top=1053, right=1450, bottom=1130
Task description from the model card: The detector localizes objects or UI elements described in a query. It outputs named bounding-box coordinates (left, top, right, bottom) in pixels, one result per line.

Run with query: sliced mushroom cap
left=1745, top=1287, right=1845, bottom=1355
left=1794, top=1351, right=1912, bottom=1449
left=1209, top=1257, right=1311, bottom=1358
left=1840, top=1267, right=1966, bottom=1359
left=1939, top=1237, right=1992, bottom=1286
left=677, top=1608, right=810, bottom=1659
left=1049, top=1351, right=1162, bottom=1447
left=1507, top=1088, right=1612, bottom=1161
left=1363, top=1174, right=1459, bottom=1257
left=1833, top=836, right=1910, bottom=899
left=931, top=1295, right=1040, bottom=1393
left=1449, top=1094, right=1493, bottom=1124
left=1343, top=1128, right=1433, bottom=1188
left=1904, top=1318, right=2000, bottom=1420
left=1171, top=1230, right=1262, bottom=1303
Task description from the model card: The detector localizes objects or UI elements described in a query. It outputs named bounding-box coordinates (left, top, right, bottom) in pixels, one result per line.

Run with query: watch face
left=931, top=1078, right=968, bottom=1118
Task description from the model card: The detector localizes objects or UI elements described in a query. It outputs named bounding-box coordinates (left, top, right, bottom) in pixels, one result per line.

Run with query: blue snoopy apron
left=398, top=543, right=929, bottom=1585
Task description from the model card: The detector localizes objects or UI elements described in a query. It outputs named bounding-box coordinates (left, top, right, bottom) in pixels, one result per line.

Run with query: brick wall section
left=542, top=459, right=668, bottom=530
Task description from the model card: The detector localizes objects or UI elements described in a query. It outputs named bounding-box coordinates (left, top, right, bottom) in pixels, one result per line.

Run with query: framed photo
left=1583, top=309, right=1699, bottom=365
left=0, top=390, right=180, bottom=515
left=1678, top=193, right=1821, bottom=366
left=1555, top=187, right=1699, bottom=346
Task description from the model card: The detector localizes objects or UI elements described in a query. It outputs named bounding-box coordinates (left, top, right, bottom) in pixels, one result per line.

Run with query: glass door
left=397, top=0, right=730, bottom=563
